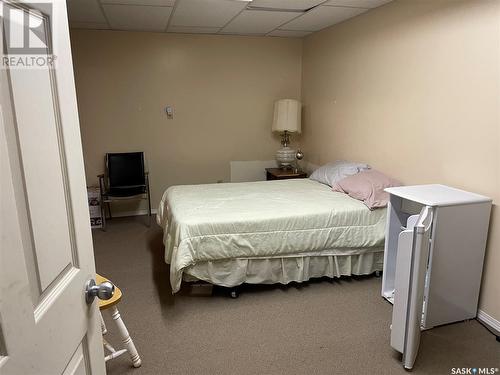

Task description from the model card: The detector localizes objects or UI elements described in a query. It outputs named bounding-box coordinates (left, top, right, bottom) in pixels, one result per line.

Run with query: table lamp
left=272, top=99, right=301, bottom=168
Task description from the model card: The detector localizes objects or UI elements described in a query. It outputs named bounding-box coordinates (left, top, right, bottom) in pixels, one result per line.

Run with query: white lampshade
left=272, top=99, right=301, bottom=133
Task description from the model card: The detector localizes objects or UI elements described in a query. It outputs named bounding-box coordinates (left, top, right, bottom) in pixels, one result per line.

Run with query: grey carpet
left=92, top=216, right=500, bottom=375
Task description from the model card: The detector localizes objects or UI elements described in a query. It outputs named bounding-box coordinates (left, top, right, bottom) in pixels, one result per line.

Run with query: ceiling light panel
left=67, top=0, right=107, bottom=23
left=323, top=0, right=392, bottom=8
left=248, top=0, right=325, bottom=11
left=101, top=0, right=175, bottom=5
left=171, top=0, right=248, bottom=28
left=222, top=9, right=299, bottom=34
left=281, top=5, right=366, bottom=31
left=103, top=4, right=172, bottom=31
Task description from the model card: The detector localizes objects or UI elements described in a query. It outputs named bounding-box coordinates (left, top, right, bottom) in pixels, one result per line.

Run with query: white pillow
left=309, top=160, right=371, bottom=187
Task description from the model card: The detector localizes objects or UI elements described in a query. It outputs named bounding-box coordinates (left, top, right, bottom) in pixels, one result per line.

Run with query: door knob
left=85, top=279, right=115, bottom=304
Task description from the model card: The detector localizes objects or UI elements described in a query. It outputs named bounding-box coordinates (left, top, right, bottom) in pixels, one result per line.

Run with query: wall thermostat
left=165, top=106, right=173, bottom=119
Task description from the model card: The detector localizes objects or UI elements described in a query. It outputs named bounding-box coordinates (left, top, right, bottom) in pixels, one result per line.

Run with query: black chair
left=98, top=152, right=151, bottom=230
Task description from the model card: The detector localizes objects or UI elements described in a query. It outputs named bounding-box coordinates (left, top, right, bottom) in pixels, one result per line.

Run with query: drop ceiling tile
left=281, top=5, right=367, bottom=31
left=268, top=29, right=311, bottom=37
left=171, top=0, right=247, bottom=28
left=168, top=25, right=221, bottom=34
left=248, top=0, right=324, bottom=11
left=323, top=0, right=392, bottom=8
left=101, top=0, right=175, bottom=6
left=70, top=22, right=110, bottom=30
left=67, top=0, right=107, bottom=23
left=103, top=4, right=172, bottom=31
left=222, top=10, right=299, bottom=34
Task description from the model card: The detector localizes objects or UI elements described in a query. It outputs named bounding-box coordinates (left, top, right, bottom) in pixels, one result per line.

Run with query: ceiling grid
left=67, top=0, right=392, bottom=37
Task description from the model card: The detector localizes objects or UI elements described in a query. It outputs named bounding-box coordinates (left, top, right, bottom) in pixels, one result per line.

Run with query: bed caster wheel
left=229, top=289, right=239, bottom=299
left=375, top=271, right=381, bottom=277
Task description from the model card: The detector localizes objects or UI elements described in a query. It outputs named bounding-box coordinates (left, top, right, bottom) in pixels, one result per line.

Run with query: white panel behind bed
left=230, top=160, right=277, bottom=182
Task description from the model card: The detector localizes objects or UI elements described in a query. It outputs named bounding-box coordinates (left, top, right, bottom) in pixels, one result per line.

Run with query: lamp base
left=276, top=146, right=296, bottom=168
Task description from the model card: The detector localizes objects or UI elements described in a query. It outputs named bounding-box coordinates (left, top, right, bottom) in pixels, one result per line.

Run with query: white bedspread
left=157, top=179, right=386, bottom=292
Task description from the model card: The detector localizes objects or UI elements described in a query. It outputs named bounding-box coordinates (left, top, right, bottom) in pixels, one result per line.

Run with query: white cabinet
left=381, top=184, right=491, bottom=370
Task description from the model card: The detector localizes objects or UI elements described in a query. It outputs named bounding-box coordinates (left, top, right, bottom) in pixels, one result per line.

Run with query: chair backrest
left=106, top=152, right=145, bottom=188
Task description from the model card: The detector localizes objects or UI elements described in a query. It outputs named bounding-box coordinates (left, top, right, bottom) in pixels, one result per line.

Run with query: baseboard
left=477, top=309, right=500, bottom=335
left=110, top=208, right=157, bottom=218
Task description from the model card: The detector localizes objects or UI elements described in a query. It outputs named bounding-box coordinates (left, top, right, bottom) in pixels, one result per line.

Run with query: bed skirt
left=182, top=247, right=384, bottom=288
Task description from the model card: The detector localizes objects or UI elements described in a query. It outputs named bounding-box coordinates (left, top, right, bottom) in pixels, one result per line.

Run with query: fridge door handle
left=415, top=205, right=433, bottom=233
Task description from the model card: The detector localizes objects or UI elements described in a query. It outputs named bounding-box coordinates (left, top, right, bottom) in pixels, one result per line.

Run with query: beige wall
left=301, top=0, right=500, bottom=321
left=71, top=30, right=302, bottom=213
left=73, top=1, right=500, bottom=322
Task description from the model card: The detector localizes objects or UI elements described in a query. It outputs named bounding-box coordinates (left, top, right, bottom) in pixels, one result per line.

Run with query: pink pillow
left=331, top=169, right=402, bottom=209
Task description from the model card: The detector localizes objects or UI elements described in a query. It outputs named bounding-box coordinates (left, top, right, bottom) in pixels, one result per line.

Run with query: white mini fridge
left=381, top=185, right=492, bottom=370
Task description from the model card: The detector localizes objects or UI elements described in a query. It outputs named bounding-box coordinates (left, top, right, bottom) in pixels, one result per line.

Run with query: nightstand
left=266, top=168, right=307, bottom=181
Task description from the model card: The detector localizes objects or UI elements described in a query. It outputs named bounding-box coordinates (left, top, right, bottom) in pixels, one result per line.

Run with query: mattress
left=157, top=179, right=387, bottom=292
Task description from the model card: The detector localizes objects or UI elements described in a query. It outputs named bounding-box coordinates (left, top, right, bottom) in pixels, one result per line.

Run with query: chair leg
left=100, top=311, right=107, bottom=335
left=146, top=177, right=152, bottom=227
left=109, top=306, right=142, bottom=368
left=107, top=202, right=112, bottom=220
left=147, top=196, right=152, bottom=227
left=100, top=198, right=106, bottom=231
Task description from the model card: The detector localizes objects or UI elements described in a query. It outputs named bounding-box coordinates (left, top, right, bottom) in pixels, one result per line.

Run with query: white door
left=402, top=206, right=433, bottom=370
left=0, top=1, right=106, bottom=374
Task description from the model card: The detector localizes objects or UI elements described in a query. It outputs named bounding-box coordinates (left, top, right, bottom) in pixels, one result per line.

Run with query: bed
left=157, top=178, right=386, bottom=293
